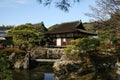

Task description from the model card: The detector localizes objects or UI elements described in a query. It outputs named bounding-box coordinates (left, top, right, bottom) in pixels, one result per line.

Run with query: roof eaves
left=46, top=30, right=77, bottom=34
left=77, top=29, right=97, bottom=35
left=75, top=20, right=81, bottom=28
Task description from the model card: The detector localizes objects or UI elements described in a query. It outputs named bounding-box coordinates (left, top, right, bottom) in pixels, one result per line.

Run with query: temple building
left=46, top=20, right=97, bottom=48
left=0, top=30, right=12, bottom=48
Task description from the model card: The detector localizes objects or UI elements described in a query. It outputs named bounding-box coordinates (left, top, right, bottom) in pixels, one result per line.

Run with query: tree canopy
left=8, top=23, right=47, bottom=50
left=0, top=25, right=14, bottom=30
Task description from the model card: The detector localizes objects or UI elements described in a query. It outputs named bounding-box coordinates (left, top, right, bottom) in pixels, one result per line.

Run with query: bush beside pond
left=0, top=48, right=26, bottom=57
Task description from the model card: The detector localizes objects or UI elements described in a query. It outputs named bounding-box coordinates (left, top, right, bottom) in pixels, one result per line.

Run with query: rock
left=23, top=61, right=29, bottom=69
left=53, top=60, right=82, bottom=80
left=116, top=62, right=120, bottom=74
left=60, top=54, right=67, bottom=60
left=9, top=52, right=16, bottom=62
left=14, top=60, right=23, bottom=69
left=23, top=52, right=31, bottom=69
left=13, top=52, right=31, bottom=69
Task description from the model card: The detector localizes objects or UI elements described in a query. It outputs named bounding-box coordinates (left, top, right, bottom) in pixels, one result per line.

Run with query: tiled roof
left=46, top=20, right=85, bottom=34
left=0, top=37, right=6, bottom=40
left=77, top=29, right=97, bottom=35
left=0, top=30, right=11, bottom=37
left=33, top=22, right=48, bottom=31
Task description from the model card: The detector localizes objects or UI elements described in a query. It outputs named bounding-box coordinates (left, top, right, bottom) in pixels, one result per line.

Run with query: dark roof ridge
left=48, top=20, right=81, bottom=27
left=33, top=21, right=44, bottom=25
left=59, top=20, right=81, bottom=25
left=75, top=20, right=82, bottom=28
left=46, top=20, right=86, bottom=34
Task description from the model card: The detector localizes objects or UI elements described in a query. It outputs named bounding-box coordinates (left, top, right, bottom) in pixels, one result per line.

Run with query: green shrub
left=0, top=48, right=26, bottom=57
left=64, top=38, right=100, bottom=60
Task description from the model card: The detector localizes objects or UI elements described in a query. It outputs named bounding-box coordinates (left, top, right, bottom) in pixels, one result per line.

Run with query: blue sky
left=0, top=0, right=96, bottom=27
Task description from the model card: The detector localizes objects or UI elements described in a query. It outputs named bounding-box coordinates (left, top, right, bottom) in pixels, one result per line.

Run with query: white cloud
left=15, top=0, right=27, bottom=4
left=0, top=0, right=30, bottom=7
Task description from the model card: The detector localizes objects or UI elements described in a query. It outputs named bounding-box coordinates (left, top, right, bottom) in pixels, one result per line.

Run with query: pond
left=0, top=62, right=119, bottom=80
left=12, top=63, right=54, bottom=80
left=12, top=70, right=54, bottom=80
left=0, top=63, right=54, bottom=80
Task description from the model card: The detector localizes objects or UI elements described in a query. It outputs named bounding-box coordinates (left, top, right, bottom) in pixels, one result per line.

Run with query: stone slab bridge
left=32, top=59, right=60, bottom=63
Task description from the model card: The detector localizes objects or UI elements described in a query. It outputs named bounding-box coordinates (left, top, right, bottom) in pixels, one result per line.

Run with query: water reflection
left=1, top=69, right=118, bottom=80
left=11, top=63, right=54, bottom=80
left=13, top=69, right=44, bottom=80
left=44, top=73, right=54, bottom=80
left=12, top=70, right=54, bottom=80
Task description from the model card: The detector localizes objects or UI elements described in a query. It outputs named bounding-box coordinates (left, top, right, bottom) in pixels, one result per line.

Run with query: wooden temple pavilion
left=0, top=30, right=12, bottom=48
left=46, top=20, right=97, bottom=48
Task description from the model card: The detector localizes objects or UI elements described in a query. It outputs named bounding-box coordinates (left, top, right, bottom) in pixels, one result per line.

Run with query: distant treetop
left=0, top=25, right=14, bottom=30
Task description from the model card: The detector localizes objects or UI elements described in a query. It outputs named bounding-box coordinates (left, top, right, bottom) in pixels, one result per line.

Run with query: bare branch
left=86, top=0, right=120, bottom=22
left=37, top=0, right=80, bottom=12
